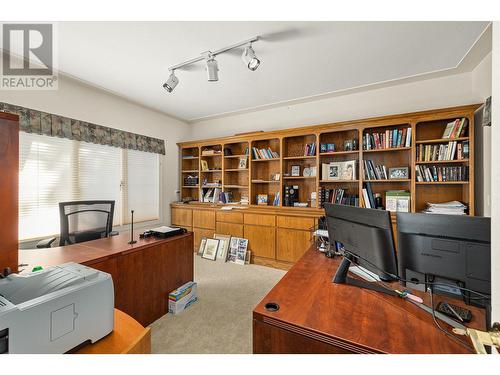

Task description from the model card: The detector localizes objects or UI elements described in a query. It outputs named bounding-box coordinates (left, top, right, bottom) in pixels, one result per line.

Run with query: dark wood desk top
left=253, top=246, right=485, bottom=354
left=19, top=232, right=193, bottom=269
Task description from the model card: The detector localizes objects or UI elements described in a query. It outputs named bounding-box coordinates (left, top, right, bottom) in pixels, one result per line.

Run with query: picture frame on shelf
left=271, top=173, right=280, bottom=181
left=327, top=163, right=340, bottom=180
left=326, top=143, right=336, bottom=153
left=214, top=234, right=231, bottom=261
left=238, top=156, right=247, bottom=169
left=257, top=194, right=268, bottom=205
left=202, top=238, right=220, bottom=261
left=291, top=165, right=300, bottom=177
left=201, top=159, right=209, bottom=171
left=340, top=160, right=356, bottom=180
left=388, top=167, right=409, bottom=179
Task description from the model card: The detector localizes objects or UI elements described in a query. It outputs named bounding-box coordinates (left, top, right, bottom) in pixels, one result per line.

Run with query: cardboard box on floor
left=168, top=281, right=198, bottom=315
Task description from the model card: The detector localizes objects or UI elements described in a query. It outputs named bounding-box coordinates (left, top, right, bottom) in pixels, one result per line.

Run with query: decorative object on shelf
left=257, top=194, right=268, bottom=205
left=343, top=139, right=353, bottom=151
left=183, top=174, right=199, bottom=186
left=202, top=238, right=220, bottom=261
left=271, top=173, right=280, bottom=181
left=303, top=167, right=312, bottom=177
left=224, top=147, right=233, bottom=156
left=291, top=165, right=301, bottom=177
left=201, top=160, right=209, bottom=171
left=201, top=148, right=221, bottom=156
left=238, top=156, right=248, bottom=169
left=284, top=185, right=299, bottom=207
left=388, top=167, right=409, bottom=180
left=327, top=143, right=336, bottom=153
left=198, top=238, right=207, bottom=256
left=272, top=191, right=280, bottom=206
left=385, top=190, right=411, bottom=212
left=310, top=191, right=317, bottom=207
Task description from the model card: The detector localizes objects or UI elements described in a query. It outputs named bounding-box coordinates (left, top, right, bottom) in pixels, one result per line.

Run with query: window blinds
left=19, top=132, right=160, bottom=241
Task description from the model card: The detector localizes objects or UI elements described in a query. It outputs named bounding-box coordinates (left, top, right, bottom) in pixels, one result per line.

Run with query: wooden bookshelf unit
left=174, top=104, right=480, bottom=268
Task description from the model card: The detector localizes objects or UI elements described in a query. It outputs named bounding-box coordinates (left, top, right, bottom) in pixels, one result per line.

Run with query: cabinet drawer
left=193, top=210, right=216, bottom=230
left=171, top=208, right=192, bottom=227
left=216, top=222, right=244, bottom=237
left=276, top=228, right=312, bottom=263
left=244, top=225, right=276, bottom=259
left=244, top=213, right=275, bottom=227
left=193, top=228, right=215, bottom=251
left=216, top=211, right=243, bottom=223
left=277, top=216, right=315, bottom=230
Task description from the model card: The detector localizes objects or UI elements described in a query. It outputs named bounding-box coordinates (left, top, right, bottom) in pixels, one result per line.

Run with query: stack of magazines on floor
left=423, top=200, right=467, bottom=215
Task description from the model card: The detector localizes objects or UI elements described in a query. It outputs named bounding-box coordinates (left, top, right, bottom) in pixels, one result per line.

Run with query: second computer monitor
left=324, top=204, right=398, bottom=281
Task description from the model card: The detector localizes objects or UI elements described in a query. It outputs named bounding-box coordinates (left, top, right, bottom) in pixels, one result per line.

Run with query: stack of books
left=442, top=118, right=468, bottom=139
left=252, top=147, right=279, bottom=159
left=423, top=201, right=467, bottom=215
left=303, top=142, right=316, bottom=156
left=363, top=127, right=411, bottom=150
left=363, top=160, right=388, bottom=180
left=417, top=141, right=469, bottom=161
left=319, top=187, right=358, bottom=208
left=416, top=165, right=469, bottom=182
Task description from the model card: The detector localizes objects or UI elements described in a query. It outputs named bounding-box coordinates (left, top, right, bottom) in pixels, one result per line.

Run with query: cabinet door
left=193, top=210, right=216, bottom=229
left=171, top=208, right=192, bottom=227
left=244, top=225, right=276, bottom=259
left=193, top=228, right=215, bottom=251
left=276, top=228, right=312, bottom=263
left=215, top=222, right=244, bottom=237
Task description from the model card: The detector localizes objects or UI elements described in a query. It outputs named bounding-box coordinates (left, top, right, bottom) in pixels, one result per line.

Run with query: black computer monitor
left=397, top=212, right=491, bottom=306
left=325, top=204, right=398, bottom=295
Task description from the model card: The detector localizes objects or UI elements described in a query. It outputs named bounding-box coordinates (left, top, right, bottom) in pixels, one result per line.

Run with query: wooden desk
left=253, top=246, right=485, bottom=354
left=75, top=309, right=151, bottom=354
left=20, top=232, right=194, bottom=326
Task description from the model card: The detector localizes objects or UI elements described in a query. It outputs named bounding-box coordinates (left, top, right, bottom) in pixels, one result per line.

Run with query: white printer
left=0, top=262, right=114, bottom=354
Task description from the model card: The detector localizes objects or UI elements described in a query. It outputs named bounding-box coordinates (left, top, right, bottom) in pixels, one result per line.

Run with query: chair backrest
left=59, top=200, right=115, bottom=246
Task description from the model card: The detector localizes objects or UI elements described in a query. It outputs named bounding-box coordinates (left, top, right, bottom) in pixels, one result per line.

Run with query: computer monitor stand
left=332, top=256, right=398, bottom=297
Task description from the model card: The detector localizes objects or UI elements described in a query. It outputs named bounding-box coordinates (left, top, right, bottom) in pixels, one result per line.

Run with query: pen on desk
left=443, top=302, right=464, bottom=322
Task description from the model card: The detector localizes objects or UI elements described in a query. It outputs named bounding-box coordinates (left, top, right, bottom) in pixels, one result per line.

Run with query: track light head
left=205, top=54, right=219, bottom=82
left=163, top=70, right=179, bottom=93
left=242, top=44, right=260, bottom=71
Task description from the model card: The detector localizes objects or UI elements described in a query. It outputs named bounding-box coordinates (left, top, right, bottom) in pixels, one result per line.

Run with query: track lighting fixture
left=205, top=53, right=219, bottom=82
left=165, top=36, right=260, bottom=93
left=163, top=70, right=179, bottom=92
left=242, top=44, right=260, bottom=71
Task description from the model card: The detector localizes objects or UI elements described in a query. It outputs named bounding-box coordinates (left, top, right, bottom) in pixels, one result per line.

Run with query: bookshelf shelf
left=201, top=169, right=222, bottom=172
left=416, top=181, right=469, bottom=185
left=182, top=156, right=199, bottom=160
left=415, top=159, right=469, bottom=164
left=415, top=137, right=469, bottom=144
left=363, top=179, right=410, bottom=183
left=362, top=147, right=411, bottom=153
left=252, top=158, right=280, bottom=162
left=225, top=168, right=248, bottom=172
left=182, top=185, right=199, bottom=188
left=319, top=150, right=359, bottom=156
left=200, top=154, right=222, bottom=158
left=283, top=176, right=316, bottom=180
left=182, top=170, right=199, bottom=173
left=283, top=155, right=317, bottom=160
left=320, top=180, right=359, bottom=183
left=252, top=180, right=280, bottom=184
left=224, top=185, right=249, bottom=189
left=224, top=154, right=248, bottom=158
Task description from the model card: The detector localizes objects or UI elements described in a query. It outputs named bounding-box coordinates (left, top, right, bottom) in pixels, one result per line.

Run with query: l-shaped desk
left=19, top=232, right=194, bottom=326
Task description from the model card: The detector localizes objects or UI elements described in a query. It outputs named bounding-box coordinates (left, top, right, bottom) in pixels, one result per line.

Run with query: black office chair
left=36, top=200, right=116, bottom=248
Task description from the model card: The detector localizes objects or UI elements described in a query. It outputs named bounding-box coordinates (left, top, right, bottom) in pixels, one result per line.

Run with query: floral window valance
left=0, top=101, right=166, bottom=155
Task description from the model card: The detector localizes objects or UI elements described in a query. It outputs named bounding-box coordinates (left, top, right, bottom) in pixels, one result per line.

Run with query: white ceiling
left=53, top=21, right=489, bottom=122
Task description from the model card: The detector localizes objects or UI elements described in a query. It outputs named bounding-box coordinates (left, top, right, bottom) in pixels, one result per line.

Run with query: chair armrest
left=109, top=231, right=119, bottom=237
left=36, top=237, right=57, bottom=248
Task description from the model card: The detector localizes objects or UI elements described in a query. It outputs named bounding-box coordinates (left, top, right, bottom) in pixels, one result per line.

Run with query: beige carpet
left=150, top=255, right=286, bottom=354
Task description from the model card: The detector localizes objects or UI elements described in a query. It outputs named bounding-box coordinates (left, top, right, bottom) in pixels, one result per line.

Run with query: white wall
left=0, top=74, right=190, bottom=226
left=491, top=23, right=500, bottom=324
left=190, top=71, right=482, bottom=139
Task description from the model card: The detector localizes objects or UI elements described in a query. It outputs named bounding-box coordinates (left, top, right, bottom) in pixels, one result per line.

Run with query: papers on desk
left=423, top=201, right=467, bottom=215
left=150, top=226, right=181, bottom=233
left=219, top=206, right=249, bottom=211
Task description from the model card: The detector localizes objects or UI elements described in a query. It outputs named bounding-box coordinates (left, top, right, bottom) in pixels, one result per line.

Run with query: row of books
left=252, top=147, right=279, bottom=160
left=363, top=160, right=388, bottom=180
left=363, top=127, right=412, bottom=150
left=416, top=141, right=469, bottom=162
left=318, top=186, right=359, bottom=208
left=416, top=165, right=469, bottom=182
left=361, top=182, right=380, bottom=209
left=303, top=142, right=317, bottom=156
left=442, top=118, right=468, bottom=139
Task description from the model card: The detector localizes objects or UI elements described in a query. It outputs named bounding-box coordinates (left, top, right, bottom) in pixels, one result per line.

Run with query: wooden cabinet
left=216, top=222, right=244, bottom=237
left=193, top=228, right=215, bottom=250
left=277, top=228, right=312, bottom=263
left=171, top=207, right=192, bottom=227
left=216, top=211, right=243, bottom=223
left=277, top=216, right=315, bottom=230
left=244, top=225, right=276, bottom=259
left=244, top=213, right=275, bottom=226
left=193, top=210, right=216, bottom=230
left=0, top=113, right=19, bottom=273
